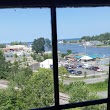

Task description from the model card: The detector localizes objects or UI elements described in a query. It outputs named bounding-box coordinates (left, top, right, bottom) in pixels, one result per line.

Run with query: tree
left=32, top=38, right=45, bottom=54
left=45, top=38, right=51, bottom=50
left=0, top=44, right=6, bottom=48
left=31, top=53, right=36, bottom=60
left=43, top=53, right=52, bottom=60
left=14, top=54, right=18, bottom=60
left=58, top=66, right=69, bottom=84
left=23, top=54, right=27, bottom=62
left=0, top=68, right=54, bottom=110
left=69, top=81, right=90, bottom=102
left=63, top=40, right=67, bottom=43
left=67, top=50, right=72, bottom=55
left=10, top=41, right=22, bottom=45
left=0, top=50, right=11, bottom=79
left=36, top=55, right=43, bottom=62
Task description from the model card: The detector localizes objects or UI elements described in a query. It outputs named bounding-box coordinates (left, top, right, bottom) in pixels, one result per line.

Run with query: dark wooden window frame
left=0, top=0, right=110, bottom=110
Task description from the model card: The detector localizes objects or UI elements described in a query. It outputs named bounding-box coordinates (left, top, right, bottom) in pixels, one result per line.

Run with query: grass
left=63, top=76, right=108, bottom=92
left=87, top=81, right=108, bottom=92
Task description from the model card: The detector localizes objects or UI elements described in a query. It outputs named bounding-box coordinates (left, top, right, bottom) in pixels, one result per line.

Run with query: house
left=40, top=59, right=53, bottom=68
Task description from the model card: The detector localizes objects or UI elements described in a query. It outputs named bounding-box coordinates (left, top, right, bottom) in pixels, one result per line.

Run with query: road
left=63, top=74, right=108, bottom=84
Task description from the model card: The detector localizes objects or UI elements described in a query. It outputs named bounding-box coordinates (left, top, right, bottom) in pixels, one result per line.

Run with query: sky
left=0, top=7, right=110, bottom=43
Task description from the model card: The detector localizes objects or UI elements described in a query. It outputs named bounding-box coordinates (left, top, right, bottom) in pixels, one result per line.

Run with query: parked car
left=75, top=71, right=82, bottom=74
left=68, top=69, right=82, bottom=74
left=97, top=68, right=104, bottom=72
left=68, top=69, right=77, bottom=74
left=90, top=66, right=104, bottom=72
left=77, top=64, right=82, bottom=68
left=82, top=64, right=92, bottom=69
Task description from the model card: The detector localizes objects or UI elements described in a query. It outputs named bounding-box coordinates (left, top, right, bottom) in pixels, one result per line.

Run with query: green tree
left=63, top=40, right=67, bottom=44
left=14, top=54, right=18, bottom=60
left=58, top=66, right=69, bottom=84
left=0, top=44, right=6, bottom=48
left=32, top=38, right=45, bottom=54
left=67, top=50, right=72, bottom=55
left=23, top=54, right=27, bottom=62
left=0, top=68, right=54, bottom=110
left=36, top=55, right=43, bottom=62
left=0, top=50, right=11, bottom=79
left=43, top=53, right=52, bottom=60
left=45, top=38, right=51, bottom=50
left=69, top=81, right=90, bottom=102
left=9, top=61, right=20, bottom=81
left=31, top=53, right=36, bottom=60
left=10, top=41, right=22, bottom=45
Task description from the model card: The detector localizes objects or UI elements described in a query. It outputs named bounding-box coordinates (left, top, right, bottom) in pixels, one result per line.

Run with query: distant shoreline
left=96, top=45, right=110, bottom=48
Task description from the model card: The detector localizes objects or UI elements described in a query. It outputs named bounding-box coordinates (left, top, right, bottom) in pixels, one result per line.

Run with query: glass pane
left=0, top=8, right=54, bottom=109
left=57, top=7, right=109, bottom=105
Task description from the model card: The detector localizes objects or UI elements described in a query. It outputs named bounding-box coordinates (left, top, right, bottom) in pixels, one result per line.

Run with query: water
left=58, top=43, right=110, bottom=58
left=4, top=41, right=110, bottom=58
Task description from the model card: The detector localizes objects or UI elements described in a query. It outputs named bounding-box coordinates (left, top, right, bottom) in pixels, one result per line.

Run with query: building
left=3, top=45, right=31, bottom=52
left=40, top=59, right=53, bottom=68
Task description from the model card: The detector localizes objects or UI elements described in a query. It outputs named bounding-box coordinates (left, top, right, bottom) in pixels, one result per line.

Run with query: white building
left=40, top=59, right=53, bottom=68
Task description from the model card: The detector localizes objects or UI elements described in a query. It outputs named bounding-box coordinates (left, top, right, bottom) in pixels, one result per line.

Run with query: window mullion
left=51, top=7, right=60, bottom=110
left=107, top=59, right=110, bottom=110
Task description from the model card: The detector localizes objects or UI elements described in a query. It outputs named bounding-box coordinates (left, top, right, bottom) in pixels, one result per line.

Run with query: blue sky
left=0, top=7, right=110, bottom=43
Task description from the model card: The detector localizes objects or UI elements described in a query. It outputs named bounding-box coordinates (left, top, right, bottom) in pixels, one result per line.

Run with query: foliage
left=45, top=38, right=51, bottom=50
left=63, top=40, right=67, bottom=43
left=23, top=54, right=27, bottom=62
left=58, top=66, right=69, bottom=84
left=61, top=53, right=67, bottom=58
left=0, top=44, right=6, bottom=48
left=69, top=40, right=77, bottom=43
left=81, top=32, right=110, bottom=45
left=11, top=67, right=32, bottom=88
left=32, top=38, right=45, bottom=54
left=61, top=49, right=72, bottom=58
left=0, top=68, right=54, bottom=110
left=69, top=81, right=90, bottom=102
left=87, top=80, right=107, bottom=92
left=25, top=68, right=54, bottom=108
left=0, top=50, right=12, bottom=79
left=10, top=41, right=22, bottom=45
left=36, top=55, right=44, bottom=62
left=43, top=53, right=52, bottom=60
left=14, top=54, right=18, bottom=59
left=31, top=53, right=36, bottom=60
left=67, top=50, right=72, bottom=54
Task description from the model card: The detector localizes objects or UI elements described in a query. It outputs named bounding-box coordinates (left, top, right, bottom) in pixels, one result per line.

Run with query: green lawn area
left=87, top=81, right=108, bottom=92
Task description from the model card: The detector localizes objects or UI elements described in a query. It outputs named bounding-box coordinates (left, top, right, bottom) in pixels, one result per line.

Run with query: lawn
left=87, top=80, right=108, bottom=92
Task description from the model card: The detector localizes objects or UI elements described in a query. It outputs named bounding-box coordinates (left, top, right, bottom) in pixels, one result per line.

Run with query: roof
left=90, top=54, right=100, bottom=59
left=40, top=59, right=53, bottom=64
left=80, top=56, right=93, bottom=60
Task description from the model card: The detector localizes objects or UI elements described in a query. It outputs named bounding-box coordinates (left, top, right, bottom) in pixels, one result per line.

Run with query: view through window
left=0, top=7, right=109, bottom=110
left=57, top=7, right=109, bottom=109
left=0, top=8, right=55, bottom=109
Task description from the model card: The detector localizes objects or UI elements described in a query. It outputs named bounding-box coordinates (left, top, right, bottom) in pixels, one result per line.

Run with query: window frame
left=0, top=0, right=110, bottom=110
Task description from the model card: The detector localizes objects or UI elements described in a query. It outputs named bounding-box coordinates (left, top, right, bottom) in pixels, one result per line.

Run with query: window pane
left=57, top=7, right=109, bottom=105
left=0, top=8, right=54, bottom=109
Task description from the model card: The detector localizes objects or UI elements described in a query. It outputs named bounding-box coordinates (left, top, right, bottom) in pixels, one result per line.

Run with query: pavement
left=64, top=74, right=108, bottom=84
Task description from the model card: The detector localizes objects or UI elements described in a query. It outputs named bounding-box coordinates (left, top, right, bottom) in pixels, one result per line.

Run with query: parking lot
left=74, top=68, right=102, bottom=75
